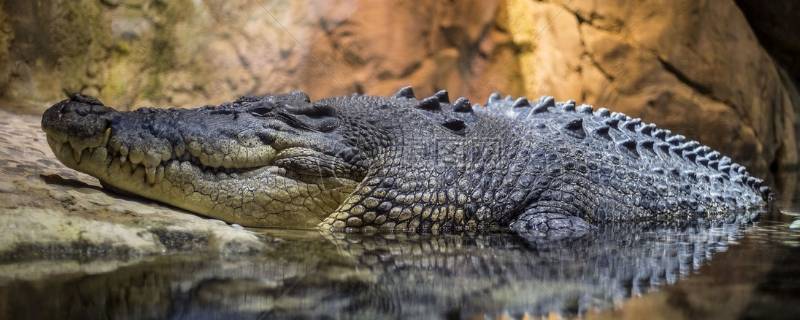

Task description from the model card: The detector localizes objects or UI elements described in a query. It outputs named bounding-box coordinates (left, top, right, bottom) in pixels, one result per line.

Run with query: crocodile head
left=41, top=93, right=371, bottom=228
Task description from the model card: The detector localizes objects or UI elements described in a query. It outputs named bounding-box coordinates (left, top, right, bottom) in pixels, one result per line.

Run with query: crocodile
left=40, top=87, right=771, bottom=237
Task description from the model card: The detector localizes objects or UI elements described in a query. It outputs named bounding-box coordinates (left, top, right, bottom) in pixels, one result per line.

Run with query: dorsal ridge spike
left=452, top=97, right=472, bottom=112
left=434, top=90, right=449, bottom=103
left=440, top=118, right=466, bottom=135
left=667, top=134, right=685, bottom=146
left=638, top=123, right=656, bottom=136
left=604, top=118, right=621, bottom=128
left=656, top=142, right=670, bottom=154
left=653, top=129, right=668, bottom=140
left=530, top=97, right=552, bottom=114
left=681, top=141, right=700, bottom=150
left=622, top=118, right=641, bottom=131
left=536, top=96, right=556, bottom=109
left=562, top=100, right=576, bottom=111
left=564, top=118, right=583, bottom=129
left=416, top=96, right=440, bottom=110
left=562, top=118, right=585, bottom=138
left=759, top=186, right=772, bottom=200
left=512, top=97, right=530, bottom=108
left=530, top=106, right=548, bottom=114
left=576, top=104, right=593, bottom=114
left=592, top=126, right=612, bottom=140
left=488, top=92, right=501, bottom=105
left=394, top=86, right=415, bottom=99
left=595, top=108, right=611, bottom=117
left=639, top=140, right=655, bottom=152
left=737, top=166, right=747, bottom=175
left=683, top=151, right=698, bottom=162
left=670, top=145, right=684, bottom=157
left=617, top=138, right=639, bottom=157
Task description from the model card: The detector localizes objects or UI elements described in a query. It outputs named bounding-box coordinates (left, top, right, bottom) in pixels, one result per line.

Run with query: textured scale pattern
left=320, top=88, right=768, bottom=235
left=320, top=224, right=747, bottom=317
left=479, top=94, right=768, bottom=218
left=42, top=87, right=769, bottom=237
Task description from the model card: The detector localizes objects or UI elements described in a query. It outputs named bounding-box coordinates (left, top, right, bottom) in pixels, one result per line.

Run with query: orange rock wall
left=0, top=0, right=796, bottom=174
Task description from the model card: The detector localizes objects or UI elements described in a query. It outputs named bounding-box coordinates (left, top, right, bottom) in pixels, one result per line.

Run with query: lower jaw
left=49, top=142, right=358, bottom=228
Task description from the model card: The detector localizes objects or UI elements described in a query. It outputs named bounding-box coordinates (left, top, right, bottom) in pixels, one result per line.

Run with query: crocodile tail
left=480, top=92, right=771, bottom=202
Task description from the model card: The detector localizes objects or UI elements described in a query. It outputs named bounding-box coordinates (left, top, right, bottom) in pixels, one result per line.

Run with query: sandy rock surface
left=0, top=110, right=269, bottom=274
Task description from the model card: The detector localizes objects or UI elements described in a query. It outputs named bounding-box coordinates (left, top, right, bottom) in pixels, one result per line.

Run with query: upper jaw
left=44, top=117, right=356, bottom=187
left=46, top=125, right=287, bottom=187
left=39, top=94, right=366, bottom=227
left=41, top=94, right=366, bottom=187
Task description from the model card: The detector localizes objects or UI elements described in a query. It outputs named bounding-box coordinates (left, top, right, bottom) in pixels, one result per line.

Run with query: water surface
left=1, top=174, right=799, bottom=319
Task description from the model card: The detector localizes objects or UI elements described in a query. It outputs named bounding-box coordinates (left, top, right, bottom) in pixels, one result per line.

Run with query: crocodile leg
left=510, top=204, right=595, bottom=240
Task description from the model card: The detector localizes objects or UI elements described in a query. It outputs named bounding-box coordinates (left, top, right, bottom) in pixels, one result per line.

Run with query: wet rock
left=0, top=110, right=269, bottom=269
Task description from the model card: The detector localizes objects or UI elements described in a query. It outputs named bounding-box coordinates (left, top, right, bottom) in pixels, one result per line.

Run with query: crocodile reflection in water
left=1, top=223, right=751, bottom=319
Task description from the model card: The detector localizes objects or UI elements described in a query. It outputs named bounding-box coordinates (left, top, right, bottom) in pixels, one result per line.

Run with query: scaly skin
left=41, top=88, right=770, bottom=237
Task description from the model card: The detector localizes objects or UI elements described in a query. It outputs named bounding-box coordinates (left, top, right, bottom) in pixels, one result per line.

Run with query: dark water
left=2, top=175, right=800, bottom=319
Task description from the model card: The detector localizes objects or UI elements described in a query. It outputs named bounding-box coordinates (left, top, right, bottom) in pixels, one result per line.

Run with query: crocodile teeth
left=146, top=166, right=157, bottom=185
left=144, top=151, right=161, bottom=168
left=156, top=165, right=164, bottom=184
left=72, top=146, right=83, bottom=164
left=91, top=147, right=108, bottom=165
left=129, top=148, right=144, bottom=166
left=50, top=138, right=63, bottom=155
left=103, top=128, right=112, bottom=145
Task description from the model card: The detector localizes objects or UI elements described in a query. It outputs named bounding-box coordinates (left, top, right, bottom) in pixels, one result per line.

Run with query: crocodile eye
left=249, top=107, right=271, bottom=117
left=283, top=103, right=339, bottom=132
left=244, top=100, right=277, bottom=117
left=287, top=104, right=337, bottom=118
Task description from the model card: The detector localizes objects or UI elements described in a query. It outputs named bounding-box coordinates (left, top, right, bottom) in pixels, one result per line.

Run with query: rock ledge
left=0, top=110, right=270, bottom=268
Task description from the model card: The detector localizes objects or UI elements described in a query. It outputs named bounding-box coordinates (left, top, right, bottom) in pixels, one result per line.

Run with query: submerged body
left=41, top=88, right=770, bottom=237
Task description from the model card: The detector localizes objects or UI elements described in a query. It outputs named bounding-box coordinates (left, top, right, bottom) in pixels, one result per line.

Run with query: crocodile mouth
left=46, top=128, right=285, bottom=184
left=44, top=128, right=359, bottom=228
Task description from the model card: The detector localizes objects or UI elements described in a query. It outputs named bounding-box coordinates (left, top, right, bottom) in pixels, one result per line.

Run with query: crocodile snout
left=42, top=94, right=116, bottom=141
left=41, top=94, right=116, bottom=166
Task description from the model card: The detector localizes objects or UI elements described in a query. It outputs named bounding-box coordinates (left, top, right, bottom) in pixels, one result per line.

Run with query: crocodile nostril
left=68, top=93, right=105, bottom=106
left=59, top=100, right=111, bottom=117
left=91, top=104, right=109, bottom=114
left=75, top=105, right=89, bottom=116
